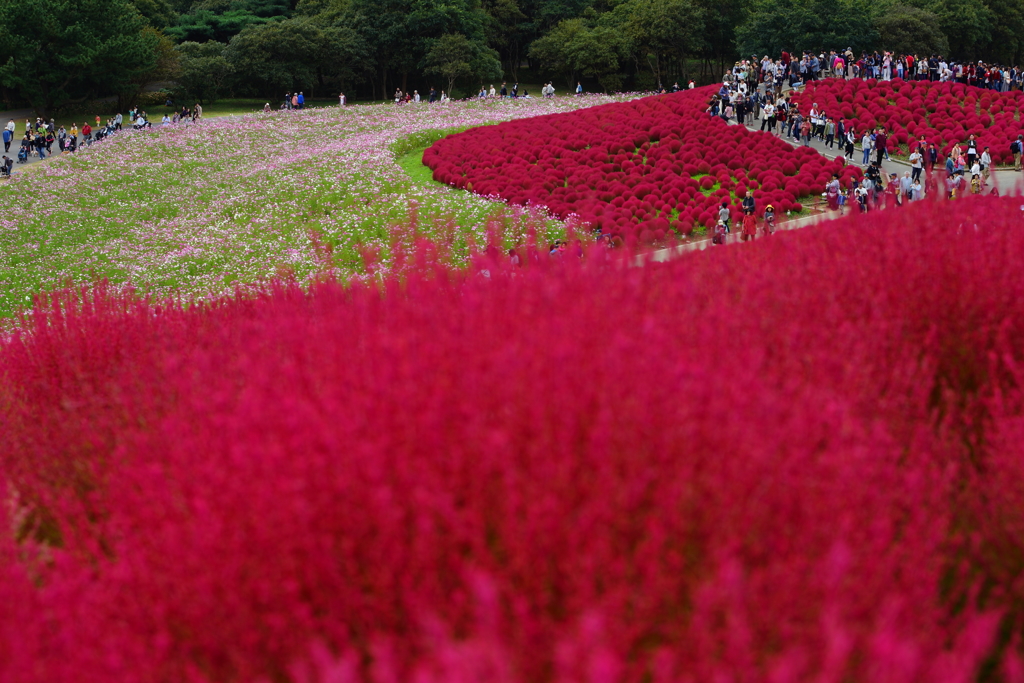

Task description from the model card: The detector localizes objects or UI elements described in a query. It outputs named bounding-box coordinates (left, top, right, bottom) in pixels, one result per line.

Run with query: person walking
left=874, top=127, right=887, bottom=166
left=845, top=129, right=856, bottom=160
left=981, top=146, right=992, bottom=184
left=1, top=127, right=10, bottom=154
left=1013, top=134, right=1023, bottom=172
left=861, top=130, right=873, bottom=165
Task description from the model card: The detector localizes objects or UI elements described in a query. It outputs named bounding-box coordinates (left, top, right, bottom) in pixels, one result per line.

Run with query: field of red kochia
left=793, top=78, right=1024, bottom=161
left=424, top=87, right=861, bottom=242
left=3, top=196, right=1024, bottom=682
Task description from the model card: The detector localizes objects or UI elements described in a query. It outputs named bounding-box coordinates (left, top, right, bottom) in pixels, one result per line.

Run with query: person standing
left=899, top=171, right=912, bottom=204
left=297, top=92, right=305, bottom=109
left=741, top=211, right=757, bottom=241
left=826, top=174, right=841, bottom=211
left=909, top=148, right=923, bottom=182
left=845, top=128, right=856, bottom=160
left=762, top=204, right=776, bottom=235
left=980, top=146, right=992, bottom=184
left=965, top=134, right=978, bottom=168
left=1013, top=134, right=1023, bottom=172
left=760, top=101, right=775, bottom=132
left=718, top=201, right=731, bottom=233
left=1, top=127, right=10, bottom=154
left=861, top=130, right=872, bottom=165
left=874, top=127, right=887, bottom=166
left=741, top=190, right=755, bottom=218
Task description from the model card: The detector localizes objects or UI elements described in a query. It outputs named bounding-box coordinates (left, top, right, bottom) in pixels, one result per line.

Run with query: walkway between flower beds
left=733, top=114, right=1024, bottom=189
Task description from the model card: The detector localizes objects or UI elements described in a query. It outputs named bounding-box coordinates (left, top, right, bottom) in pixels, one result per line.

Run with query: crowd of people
left=390, top=80, right=590, bottom=104
left=0, top=104, right=205, bottom=177
left=730, top=50, right=1022, bottom=92
left=697, top=46, right=1024, bottom=240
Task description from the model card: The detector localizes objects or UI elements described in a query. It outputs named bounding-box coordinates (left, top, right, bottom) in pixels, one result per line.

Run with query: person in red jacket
left=82, top=122, right=92, bottom=143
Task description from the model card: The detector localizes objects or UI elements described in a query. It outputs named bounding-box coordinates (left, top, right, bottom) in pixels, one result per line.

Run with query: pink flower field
left=424, top=86, right=862, bottom=242
left=3, top=195, right=1024, bottom=682
left=792, top=78, right=1024, bottom=161
left=0, top=95, right=626, bottom=318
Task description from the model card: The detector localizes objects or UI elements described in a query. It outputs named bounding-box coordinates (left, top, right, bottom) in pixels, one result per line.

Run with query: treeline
left=1, top=0, right=1022, bottom=115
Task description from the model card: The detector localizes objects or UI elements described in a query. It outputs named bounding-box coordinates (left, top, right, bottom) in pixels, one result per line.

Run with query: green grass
left=396, top=145, right=438, bottom=185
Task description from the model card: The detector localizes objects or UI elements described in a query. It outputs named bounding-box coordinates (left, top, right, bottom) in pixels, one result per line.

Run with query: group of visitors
left=0, top=102, right=205, bottom=178
left=740, top=50, right=1023, bottom=92
left=711, top=192, right=777, bottom=245
left=393, top=88, right=447, bottom=103
left=393, top=81, right=554, bottom=103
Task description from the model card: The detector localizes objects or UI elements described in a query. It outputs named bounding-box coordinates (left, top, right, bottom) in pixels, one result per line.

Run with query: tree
left=922, top=1, right=994, bottom=61
left=225, top=16, right=371, bottom=97
left=736, top=0, right=877, bottom=59
left=530, top=18, right=629, bottom=91
left=119, top=27, right=183, bottom=110
left=873, top=5, right=948, bottom=57
left=611, top=0, right=704, bottom=89
left=0, top=0, right=159, bottom=117
left=480, top=0, right=529, bottom=80
left=174, top=41, right=233, bottom=104
left=423, top=32, right=501, bottom=95
left=345, top=0, right=418, bottom=98
left=131, top=0, right=179, bottom=27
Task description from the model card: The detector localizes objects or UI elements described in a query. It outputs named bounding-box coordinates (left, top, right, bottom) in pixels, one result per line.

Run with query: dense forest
left=0, top=0, right=1022, bottom=113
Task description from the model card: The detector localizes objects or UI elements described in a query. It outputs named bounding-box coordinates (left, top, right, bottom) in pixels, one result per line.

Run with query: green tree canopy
left=873, top=5, right=948, bottom=58
left=174, top=40, right=233, bottom=104
left=529, top=17, right=629, bottom=91
left=736, top=0, right=877, bottom=59
left=224, top=15, right=370, bottom=97
left=611, top=0, right=704, bottom=89
left=0, top=0, right=159, bottom=117
left=166, top=0, right=291, bottom=41
left=422, top=32, right=502, bottom=95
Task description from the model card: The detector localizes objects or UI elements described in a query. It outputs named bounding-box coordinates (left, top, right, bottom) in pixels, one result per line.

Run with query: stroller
left=17, top=145, right=29, bottom=163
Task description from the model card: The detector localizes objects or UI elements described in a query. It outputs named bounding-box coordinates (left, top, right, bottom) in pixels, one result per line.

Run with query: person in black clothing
left=742, top=191, right=756, bottom=216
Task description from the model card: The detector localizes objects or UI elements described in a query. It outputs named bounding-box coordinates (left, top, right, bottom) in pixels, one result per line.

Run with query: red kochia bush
left=424, top=87, right=858, bottom=241
left=792, top=78, right=1024, bottom=162
left=5, top=197, right=1024, bottom=682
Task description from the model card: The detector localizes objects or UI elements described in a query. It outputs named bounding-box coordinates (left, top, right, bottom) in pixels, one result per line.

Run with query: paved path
left=732, top=111, right=1024, bottom=193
